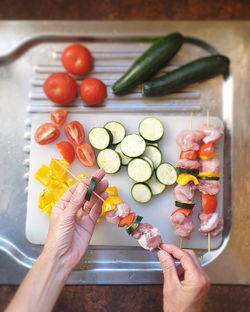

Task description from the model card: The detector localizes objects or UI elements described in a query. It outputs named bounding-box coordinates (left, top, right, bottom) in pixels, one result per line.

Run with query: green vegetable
left=175, top=201, right=195, bottom=209
left=175, top=167, right=199, bottom=175
left=85, top=177, right=97, bottom=201
left=126, top=215, right=143, bottom=234
left=199, top=176, right=220, bottom=181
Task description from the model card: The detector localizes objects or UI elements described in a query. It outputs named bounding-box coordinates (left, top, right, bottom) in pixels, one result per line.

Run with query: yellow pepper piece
left=34, top=164, right=51, bottom=186
left=41, top=202, right=55, bottom=216
left=199, top=153, right=219, bottom=160
left=50, top=158, right=69, bottom=181
left=38, top=189, right=51, bottom=209
left=198, top=171, right=220, bottom=177
left=65, top=177, right=76, bottom=187
left=47, top=180, right=68, bottom=197
left=106, top=186, right=118, bottom=197
left=177, top=174, right=199, bottom=186
left=96, top=218, right=101, bottom=223
left=78, top=173, right=87, bottom=180
left=100, top=196, right=122, bottom=217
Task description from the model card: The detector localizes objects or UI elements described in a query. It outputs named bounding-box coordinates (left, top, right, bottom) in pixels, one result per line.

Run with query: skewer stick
left=179, top=237, right=183, bottom=249
left=190, top=112, right=193, bottom=130
left=206, top=109, right=211, bottom=252
left=54, top=159, right=104, bottom=202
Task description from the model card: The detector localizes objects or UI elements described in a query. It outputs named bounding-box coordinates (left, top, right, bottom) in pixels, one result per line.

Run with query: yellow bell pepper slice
left=199, top=153, right=219, bottom=160
left=100, top=196, right=122, bottom=217
left=38, top=189, right=53, bottom=209
left=106, top=186, right=118, bottom=197
left=50, top=158, right=69, bottom=181
left=34, top=164, right=51, bottom=186
left=65, top=177, right=76, bottom=187
left=177, top=174, right=199, bottom=186
left=198, top=171, right=220, bottom=177
left=78, top=173, right=87, bottom=180
left=41, top=202, right=55, bottom=216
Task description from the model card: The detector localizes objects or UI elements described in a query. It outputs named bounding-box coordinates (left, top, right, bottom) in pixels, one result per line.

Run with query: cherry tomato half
left=34, top=123, right=60, bottom=145
left=198, top=142, right=214, bottom=157
left=201, top=193, right=217, bottom=214
left=180, top=150, right=198, bottom=160
left=76, top=143, right=96, bottom=167
left=64, top=121, right=85, bottom=146
left=61, top=44, right=93, bottom=76
left=43, top=72, right=77, bottom=105
left=51, top=109, right=68, bottom=127
left=171, top=208, right=193, bottom=217
left=80, top=78, right=107, bottom=105
left=56, top=141, right=75, bottom=163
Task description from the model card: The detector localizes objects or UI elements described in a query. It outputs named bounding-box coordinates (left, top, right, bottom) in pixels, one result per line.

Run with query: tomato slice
left=56, top=141, right=75, bottom=163
left=171, top=208, right=193, bottom=217
left=76, top=143, right=96, bottom=167
left=201, top=193, right=217, bottom=214
left=198, top=143, right=214, bottom=157
left=118, top=212, right=135, bottom=227
left=180, top=150, right=198, bottom=160
left=34, top=123, right=60, bottom=145
left=64, top=121, right=85, bottom=146
left=51, top=109, right=68, bottom=127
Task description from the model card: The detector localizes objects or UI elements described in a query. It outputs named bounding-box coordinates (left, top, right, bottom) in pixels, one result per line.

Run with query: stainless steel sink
left=0, top=21, right=249, bottom=285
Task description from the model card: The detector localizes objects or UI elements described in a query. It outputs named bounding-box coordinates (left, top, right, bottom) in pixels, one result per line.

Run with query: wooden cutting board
left=26, top=113, right=223, bottom=249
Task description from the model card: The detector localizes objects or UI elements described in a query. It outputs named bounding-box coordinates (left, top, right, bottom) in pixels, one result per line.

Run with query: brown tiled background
left=0, top=0, right=250, bottom=311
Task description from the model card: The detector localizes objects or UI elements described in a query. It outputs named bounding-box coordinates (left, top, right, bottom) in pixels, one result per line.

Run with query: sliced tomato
left=171, top=208, right=193, bottom=217
left=201, top=193, right=217, bottom=214
left=43, top=72, right=77, bottom=105
left=180, top=150, right=198, bottom=160
left=56, top=141, right=75, bottom=163
left=64, top=121, right=85, bottom=146
left=76, top=143, right=96, bottom=167
left=119, top=212, right=135, bottom=227
left=51, top=109, right=68, bottom=127
left=34, top=123, right=60, bottom=145
left=198, top=142, right=214, bottom=157
left=80, top=78, right=107, bottom=105
left=61, top=44, right=93, bottom=76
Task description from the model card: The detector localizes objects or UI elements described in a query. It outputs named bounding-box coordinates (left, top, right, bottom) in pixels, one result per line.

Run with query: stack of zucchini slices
left=89, top=117, right=177, bottom=204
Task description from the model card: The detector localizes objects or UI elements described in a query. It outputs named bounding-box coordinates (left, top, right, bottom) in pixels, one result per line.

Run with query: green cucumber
left=85, top=177, right=97, bottom=201
left=112, top=33, right=183, bottom=95
left=175, top=167, right=199, bottom=175
left=126, top=215, right=143, bottom=234
left=175, top=201, right=195, bottom=209
left=142, top=55, right=230, bottom=96
left=199, top=176, right=220, bottom=181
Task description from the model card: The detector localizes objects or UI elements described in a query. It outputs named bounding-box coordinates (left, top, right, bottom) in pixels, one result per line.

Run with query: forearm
left=6, top=251, right=71, bottom=312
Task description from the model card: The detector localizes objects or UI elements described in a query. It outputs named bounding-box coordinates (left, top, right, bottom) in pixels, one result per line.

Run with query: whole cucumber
left=112, top=33, right=184, bottom=95
left=142, top=55, right=230, bottom=97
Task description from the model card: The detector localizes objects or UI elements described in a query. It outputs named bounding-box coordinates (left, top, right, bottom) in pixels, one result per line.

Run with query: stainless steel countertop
left=0, top=21, right=249, bottom=285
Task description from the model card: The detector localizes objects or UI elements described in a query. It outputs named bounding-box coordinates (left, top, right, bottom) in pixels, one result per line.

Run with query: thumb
left=65, top=182, right=86, bottom=216
left=158, top=250, right=179, bottom=284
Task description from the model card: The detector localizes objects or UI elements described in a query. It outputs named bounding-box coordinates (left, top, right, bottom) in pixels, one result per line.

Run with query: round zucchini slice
left=139, top=117, right=164, bottom=142
left=126, top=215, right=143, bottom=234
left=104, top=121, right=126, bottom=145
left=88, top=127, right=113, bottom=150
left=175, top=167, right=199, bottom=175
left=121, top=134, right=146, bottom=157
left=142, top=145, right=162, bottom=169
left=115, top=143, right=132, bottom=165
left=131, top=183, right=152, bottom=203
left=146, top=173, right=166, bottom=195
left=140, top=155, right=154, bottom=170
left=156, top=163, right=177, bottom=185
left=128, top=158, right=153, bottom=182
left=97, top=149, right=121, bottom=174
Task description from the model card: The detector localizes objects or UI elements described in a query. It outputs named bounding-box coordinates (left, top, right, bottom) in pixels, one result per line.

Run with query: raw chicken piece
left=197, top=180, right=220, bottom=195
left=115, top=202, right=131, bottom=218
left=174, top=182, right=197, bottom=203
left=200, top=124, right=223, bottom=144
left=175, top=158, right=200, bottom=170
left=176, top=130, right=205, bottom=151
left=170, top=212, right=195, bottom=239
left=131, top=223, right=162, bottom=251
left=211, top=218, right=224, bottom=237
left=200, top=158, right=220, bottom=174
left=198, top=211, right=220, bottom=234
left=105, top=210, right=120, bottom=226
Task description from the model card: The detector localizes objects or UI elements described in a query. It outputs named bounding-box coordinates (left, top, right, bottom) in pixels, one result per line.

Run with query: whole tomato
left=61, top=44, right=93, bottom=76
left=80, top=78, right=107, bottom=105
left=43, top=72, right=77, bottom=105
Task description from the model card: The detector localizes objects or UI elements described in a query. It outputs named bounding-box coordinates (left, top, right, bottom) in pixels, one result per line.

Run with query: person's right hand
left=158, top=244, right=210, bottom=312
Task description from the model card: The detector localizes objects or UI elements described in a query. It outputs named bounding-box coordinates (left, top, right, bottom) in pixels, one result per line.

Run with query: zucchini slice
left=85, top=177, right=97, bottom=201
left=142, top=145, right=162, bottom=169
left=175, top=201, right=195, bottom=209
left=146, top=142, right=159, bottom=147
left=146, top=173, right=166, bottom=195
left=199, top=176, right=220, bottom=181
left=121, top=134, right=146, bottom=158
left=89, top=127, right=113, bottom=150
left=104, top=121, right=126, bottom=145
left=131, top=183, right=152, bottom=203
left=115, top=143, right=132, bottom=165
left=175, top=167, right=199, bottom=175
left=139, top=117, right=164, bottom=142
left=97, top=149, right=121, bottom=174
left=126, top=215, right=143, bottom=234
left=156, top=163, right=177, bottom=185
left=140, top=155, right=154, bottom=170
left=128, top=158, right=153, bottom=182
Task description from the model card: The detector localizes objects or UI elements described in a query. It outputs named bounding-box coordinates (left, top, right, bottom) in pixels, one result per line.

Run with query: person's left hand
left=43, top=169, right=108, bottom=272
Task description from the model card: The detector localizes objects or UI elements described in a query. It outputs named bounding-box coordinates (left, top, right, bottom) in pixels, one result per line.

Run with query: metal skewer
left=206, top=109, right=211, bottom=253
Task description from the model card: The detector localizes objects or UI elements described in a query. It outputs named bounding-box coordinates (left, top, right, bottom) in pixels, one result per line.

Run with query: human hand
left=158, top=244, right=210, bottom=312
left=43, top=169, right=108, bottom=272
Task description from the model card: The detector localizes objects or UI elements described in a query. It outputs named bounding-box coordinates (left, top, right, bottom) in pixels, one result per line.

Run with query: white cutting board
left=26, top=114, right=224, bottom=249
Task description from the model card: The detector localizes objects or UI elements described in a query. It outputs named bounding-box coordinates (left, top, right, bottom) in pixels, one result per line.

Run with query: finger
left=183, top=249, right=202, bottom=270
left=157, top=249, right=179, bottom=284
left=89, top=191, right=109, bottom=222
left=56, top=182, right=80, bottom=204
left=64, top=182, right=87, bottom=216
left=82, top=169, right=106, bottom=187
left=84, top=179, right=109, bottom=210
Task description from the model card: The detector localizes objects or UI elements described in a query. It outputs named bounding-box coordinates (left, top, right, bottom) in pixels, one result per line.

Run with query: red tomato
left=198, top=143, right=214, bottom=157
left=34, top=123, right=60, bottom=145
left=171, top=208, right=193, bottom=217
left=61, top=44, right=93, bottom=76
left=201, top=193, right=217, bottom=214
left=56, top=141, right=75, bottom=163
left=43, top=72, right=77, bottom=105
left=76, top=143, right=96, bottom=167
left=180, top=150, right=198, bottom=160
left=64, top=121, right=85, bottom=146
left=51, top=109, right=68, bottom=127
left=80, top=78, right=107, bottom=105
